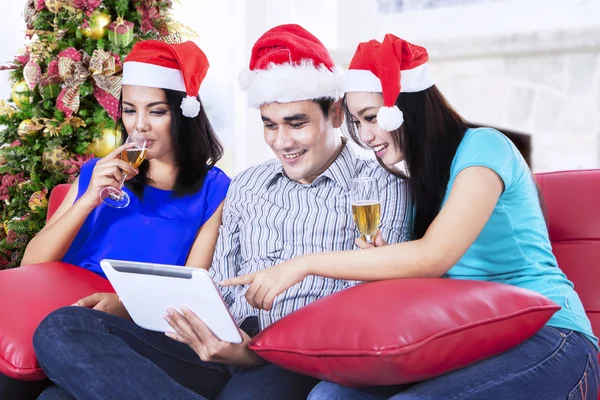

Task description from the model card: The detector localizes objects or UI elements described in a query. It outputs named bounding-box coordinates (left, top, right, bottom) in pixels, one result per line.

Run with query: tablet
left=99, top=259, right=243, bottom=344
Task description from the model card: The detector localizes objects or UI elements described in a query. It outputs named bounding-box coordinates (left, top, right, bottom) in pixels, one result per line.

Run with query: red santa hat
left=344, top=34, right=434, bottom=131
left=122, top=40, right=209, bottom=118
left=239, top=24, right=344, bottom=108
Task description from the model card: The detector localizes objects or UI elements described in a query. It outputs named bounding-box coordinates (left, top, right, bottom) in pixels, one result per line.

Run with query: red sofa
left=7, top=170, right=600, bottom=393
left=46, top=171, right=600, bottom=331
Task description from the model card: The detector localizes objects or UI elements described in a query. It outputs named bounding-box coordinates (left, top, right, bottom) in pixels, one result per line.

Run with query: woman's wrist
left=75, top=193, right=99, bottom=213
left=298, top=253, right=318, bottom=277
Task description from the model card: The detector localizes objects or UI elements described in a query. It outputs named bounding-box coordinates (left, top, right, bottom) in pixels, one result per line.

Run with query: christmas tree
left=0, top=0, right=196, bottom=269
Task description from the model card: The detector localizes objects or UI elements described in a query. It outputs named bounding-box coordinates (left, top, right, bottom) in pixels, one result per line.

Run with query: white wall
left=0, top=2, right=27, bottom=105
left=333, top=0, right=600, bottom=172
left=2, top=0, right=598, bottom=174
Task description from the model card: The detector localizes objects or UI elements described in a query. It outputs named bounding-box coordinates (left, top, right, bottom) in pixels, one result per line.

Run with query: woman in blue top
left=223, top=35, right=599, bottom=399
left=20, top=40, right=229, bottom=320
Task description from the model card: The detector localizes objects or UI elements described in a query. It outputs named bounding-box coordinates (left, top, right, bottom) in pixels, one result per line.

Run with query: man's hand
left=164, top=306, right=265, bottom=368
left=74, top=293, right=131, bottom=320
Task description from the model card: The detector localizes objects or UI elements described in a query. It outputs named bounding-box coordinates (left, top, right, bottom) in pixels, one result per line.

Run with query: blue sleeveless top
left=62, top=159, right=230, bottom=278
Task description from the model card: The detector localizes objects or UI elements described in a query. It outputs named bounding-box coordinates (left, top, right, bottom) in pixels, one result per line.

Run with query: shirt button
left=285, top=244, right=292, bottom=250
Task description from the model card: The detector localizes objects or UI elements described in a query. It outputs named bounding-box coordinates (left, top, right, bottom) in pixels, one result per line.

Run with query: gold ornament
left=42, top=147, right=70, bottom=172
left=29, top=189, right=48, bottom=211
left=11, top=80, right=31, bottom=108
left=45, top=0, right=63, bottom=13
left=80, top=11, right=112, bottom=40
left=17, top=119, right=43, bottom=138
left=87, top=126, right=122, bottom=158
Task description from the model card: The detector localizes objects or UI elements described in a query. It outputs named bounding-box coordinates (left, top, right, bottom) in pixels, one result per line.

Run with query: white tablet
left=99, top=259, right=243, bottom=344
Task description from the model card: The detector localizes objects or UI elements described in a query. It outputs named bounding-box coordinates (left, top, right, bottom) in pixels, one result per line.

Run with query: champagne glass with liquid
left=351, top=177, right=381, bottom=244
left=99, top=130, right=148, bottom=208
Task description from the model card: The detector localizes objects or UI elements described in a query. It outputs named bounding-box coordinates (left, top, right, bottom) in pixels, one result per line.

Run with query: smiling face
left=260, top=99, right=343, bottom=184
left=121, top=85, right=173, bottom=162
left=345, top=92, right=404, bottom=167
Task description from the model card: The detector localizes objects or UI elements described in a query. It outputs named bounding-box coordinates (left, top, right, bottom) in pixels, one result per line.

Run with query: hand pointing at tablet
left=164, top=306, right=265, bottom=368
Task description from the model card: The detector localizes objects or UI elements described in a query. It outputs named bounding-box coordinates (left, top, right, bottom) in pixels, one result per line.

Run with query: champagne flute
left=99, top=130, right=148, bottom=208
left=351, top=177, right=381, bottom=244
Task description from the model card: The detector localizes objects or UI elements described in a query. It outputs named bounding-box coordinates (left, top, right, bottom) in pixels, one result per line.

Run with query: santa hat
left=239, top=24, right=344, bottom=108
left=122, top=40, right=209, bottom=118
left=344, top=34, right=434, bottom=131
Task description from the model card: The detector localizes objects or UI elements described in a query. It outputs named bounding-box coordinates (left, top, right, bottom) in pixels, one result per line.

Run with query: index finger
left=220, top=273, right=256, bottom=287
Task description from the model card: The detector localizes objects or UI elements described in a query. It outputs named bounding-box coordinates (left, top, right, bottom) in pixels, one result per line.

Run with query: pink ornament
left=23, top=58, right=42, bottom=90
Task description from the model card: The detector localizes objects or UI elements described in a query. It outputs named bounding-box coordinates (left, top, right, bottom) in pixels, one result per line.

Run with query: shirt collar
left=264, top=138, right=357, bottom=191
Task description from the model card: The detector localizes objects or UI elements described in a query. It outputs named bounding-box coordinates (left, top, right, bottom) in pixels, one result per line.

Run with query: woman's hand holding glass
left=355, top=229, right=388, bottom=249
left=99, top=130, right=148, bottom=208
left=79, top=142, right=139, bottom=209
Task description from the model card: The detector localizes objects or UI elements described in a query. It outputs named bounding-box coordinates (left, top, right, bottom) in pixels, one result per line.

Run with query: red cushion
left=0, top=262, right=114, bottom=380
left=46, top=183, right=71, bottom=222
left=249, top=278, right=559, bottom=387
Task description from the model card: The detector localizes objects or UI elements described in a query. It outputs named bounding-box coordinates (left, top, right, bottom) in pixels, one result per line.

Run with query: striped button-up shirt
left=210, top=141, right=410, bottom=329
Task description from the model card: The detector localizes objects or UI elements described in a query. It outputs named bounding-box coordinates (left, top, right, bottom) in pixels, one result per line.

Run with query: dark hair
left=344, top=86, right=549, bottom=240
left=344, top=85, right=471, bottom=240
left=121, top=89, right=224, bottom=199
left=312, top=97, right=335, bottom=119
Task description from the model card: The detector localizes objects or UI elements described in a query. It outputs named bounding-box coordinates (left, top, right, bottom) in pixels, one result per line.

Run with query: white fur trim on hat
left=123, top=61, right=186, bottom=92
left=240, top=60, right=344, bottom=108
left=344, top=63, right=434, bottom=94
left=344, top=69, right=382, bottom=93
left=401, top=63, right=434, bottom=93
left=377, top=106, right=404, bottom=131
left=181, top=95, right=200, bottom=118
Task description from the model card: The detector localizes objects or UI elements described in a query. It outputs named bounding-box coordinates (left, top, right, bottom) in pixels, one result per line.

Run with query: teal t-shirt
left=443, top=127, right=598, bottom=348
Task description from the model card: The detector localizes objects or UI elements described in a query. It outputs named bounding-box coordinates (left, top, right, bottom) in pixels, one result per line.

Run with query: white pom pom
left=238, top=69, right=254, bottom=91
left=377, top=106, right=404, bottom=131
left=180, top=95, right=200, bottom=118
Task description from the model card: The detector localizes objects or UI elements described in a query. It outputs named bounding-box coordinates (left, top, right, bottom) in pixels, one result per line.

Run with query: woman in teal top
left=223, top=35, right=599, bottom=399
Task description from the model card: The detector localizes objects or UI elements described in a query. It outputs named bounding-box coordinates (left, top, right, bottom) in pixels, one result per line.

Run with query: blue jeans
left=33, top=306, right=318, bottom=400
left=308, top=326, right=599, bottom=400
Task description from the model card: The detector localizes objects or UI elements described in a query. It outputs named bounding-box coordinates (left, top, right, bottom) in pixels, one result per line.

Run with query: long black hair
left=344, top=86, right=549, bottom=240
left=344, top=85, right=471, bottom=240
left=121, top=89, right=224, bottom=198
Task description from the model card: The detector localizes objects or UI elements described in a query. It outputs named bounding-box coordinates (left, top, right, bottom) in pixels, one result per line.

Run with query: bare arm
left=222, top=166, right=505, bottom=310
left=21, top=143, right=138, bottom=266
left=186, top=201, right=225, bottom=269
left=302, top=166, right=504, bottom=280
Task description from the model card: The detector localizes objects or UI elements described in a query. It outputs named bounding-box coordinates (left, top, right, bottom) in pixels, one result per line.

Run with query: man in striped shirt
left=29, top=25, right=411, bottom=400
left=166, top=23, right=409, bottom=398
left=166, top=23, right=410, bottom=397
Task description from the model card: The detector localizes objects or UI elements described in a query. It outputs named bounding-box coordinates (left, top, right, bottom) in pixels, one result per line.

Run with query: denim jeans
left=33, top=306, right=318, bottom=400
left=308, top=326, right=599, bottom=400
